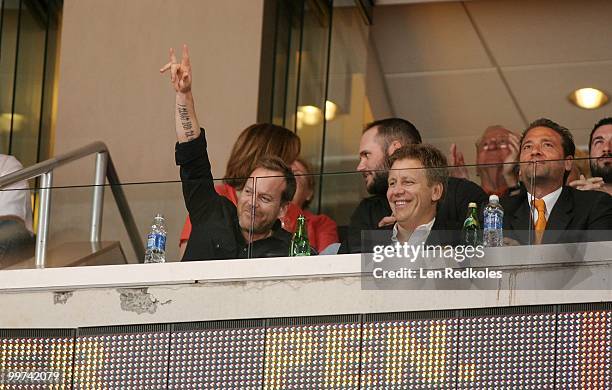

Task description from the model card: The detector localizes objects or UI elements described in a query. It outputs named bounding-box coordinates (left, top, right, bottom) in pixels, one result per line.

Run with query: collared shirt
left=341, top=177, right=488, bottom=254
left=527, top=186, right=562, bottom=224
left=391, top=218, right=436, bottom=246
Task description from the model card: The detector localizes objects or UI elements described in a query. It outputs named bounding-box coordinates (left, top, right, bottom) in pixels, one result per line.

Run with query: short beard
left=590, top=161, right=612, bottom=184
left=367, top=170, right=389, bottom=195
left=241, top=221, right=275, bottom=237
left=239, top=212, right=276, bottom=236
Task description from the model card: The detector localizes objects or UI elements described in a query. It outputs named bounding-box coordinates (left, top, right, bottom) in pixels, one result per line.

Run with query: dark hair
left=224, top=123, right=300, bottom=189
left=253, top=156, right=296, bottom=204
left=589, top=117, right=612, bottom=153
left=388, top=144, right=449, bottom=193
left=521, top=118, right=575, bottom=157
left=364, top=118, right=422, bottom=152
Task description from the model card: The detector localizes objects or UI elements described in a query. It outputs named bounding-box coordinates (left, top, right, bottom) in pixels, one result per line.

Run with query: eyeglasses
left=477, top=137, right=509, bottom=151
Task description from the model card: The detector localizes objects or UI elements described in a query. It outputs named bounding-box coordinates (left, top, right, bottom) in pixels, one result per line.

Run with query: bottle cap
left=468, top=202, right=476, bottom=208
left=155, top=213, right=164, bottom=219
left=489, top=194, right=499, bottom=202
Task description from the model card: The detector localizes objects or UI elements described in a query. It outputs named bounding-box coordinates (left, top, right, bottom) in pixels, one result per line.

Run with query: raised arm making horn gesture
left=159, top=45, right=298, bottom=261
left=160, top=44, right=200, bottom=143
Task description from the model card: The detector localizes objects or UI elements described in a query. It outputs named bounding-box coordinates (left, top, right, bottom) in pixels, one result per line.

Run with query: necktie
left=533, top=199, right=547, bottom=244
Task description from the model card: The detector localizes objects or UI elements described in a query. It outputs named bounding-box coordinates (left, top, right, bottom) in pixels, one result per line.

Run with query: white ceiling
left=369, top=0, right=612, bottom=161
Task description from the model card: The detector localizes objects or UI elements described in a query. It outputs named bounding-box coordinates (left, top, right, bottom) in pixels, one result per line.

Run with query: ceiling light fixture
left=568, top=87, right=609, bottom=110
left=298, top=105, right=322, bottom=126
left=296, top=100, right=339, bottom=129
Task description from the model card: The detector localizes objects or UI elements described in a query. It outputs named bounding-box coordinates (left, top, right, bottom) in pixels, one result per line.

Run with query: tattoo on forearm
left=177, top=103, right=196, bottom=140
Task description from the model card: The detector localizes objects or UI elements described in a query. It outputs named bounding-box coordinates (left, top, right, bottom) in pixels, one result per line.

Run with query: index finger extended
left=169, top=47, right=177, bottom=63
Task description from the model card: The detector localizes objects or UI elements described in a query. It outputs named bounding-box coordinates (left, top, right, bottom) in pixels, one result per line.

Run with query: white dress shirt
left=391, top=218, right=436, bottom=246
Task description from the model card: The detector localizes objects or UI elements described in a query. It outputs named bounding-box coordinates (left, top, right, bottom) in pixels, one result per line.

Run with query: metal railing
left=0, top=142, right=145, bottom=267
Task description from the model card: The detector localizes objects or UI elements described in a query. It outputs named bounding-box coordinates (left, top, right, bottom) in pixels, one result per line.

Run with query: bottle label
left=147, top=233, right=166, bottom=251
left=484, top=214, right=502, bottom=230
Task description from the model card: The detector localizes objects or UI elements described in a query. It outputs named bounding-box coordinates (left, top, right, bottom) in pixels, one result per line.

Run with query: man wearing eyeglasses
left=450, top=126, right=521, bottom=197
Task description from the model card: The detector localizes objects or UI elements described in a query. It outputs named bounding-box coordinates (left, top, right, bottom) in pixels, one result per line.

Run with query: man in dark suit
left=341, top=118, right=487, bottom=253
left=501, top=118, right=612, bottom=245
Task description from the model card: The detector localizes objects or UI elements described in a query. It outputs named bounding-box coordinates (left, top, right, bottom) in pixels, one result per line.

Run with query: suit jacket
left=500, top=186, right=612, bottom=245
left=341, top=177, right=488, bottom=253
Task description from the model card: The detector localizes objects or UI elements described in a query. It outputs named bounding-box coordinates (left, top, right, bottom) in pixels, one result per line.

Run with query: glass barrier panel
left=0, top=0, right=20, bottom=154
left=321, top=4, right=372, bottom=225
left=356, top=161, right=612, bottom=290
left=280, top=0, right=304, bottom=131
left=252, top=169, right=366, bottom=258
left=271, top=0, right=302, bottom=127
left=318, top=169, right=367, bottom=230
left=8, top=0, right=46, bottom=167
left=44, top=180, right=187, bottom=266
left=0, top=186, right=36, bottom=268
left=0, top=175, right=259, bottom=268
left=1, top=156, right=609, bottom=287
left=174, top=176, right=256, bottom=263
left=294, top=0, right=332, bottom=212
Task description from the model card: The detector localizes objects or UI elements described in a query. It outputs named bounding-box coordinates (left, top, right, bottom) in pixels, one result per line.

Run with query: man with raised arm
left=449, top=125, right=521, bottom=196
left=160, top=45, right=296, bottom=260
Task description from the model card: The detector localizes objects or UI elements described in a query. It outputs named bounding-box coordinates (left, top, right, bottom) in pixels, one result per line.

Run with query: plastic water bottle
left=144, top=214, right=167, bottom=263
left=483, top=195, right=504, bottom=247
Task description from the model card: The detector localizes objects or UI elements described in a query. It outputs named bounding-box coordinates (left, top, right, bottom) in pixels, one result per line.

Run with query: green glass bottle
left=290, top=215, right=311, bottom=256
left=462, top=202, right=481, bottom=246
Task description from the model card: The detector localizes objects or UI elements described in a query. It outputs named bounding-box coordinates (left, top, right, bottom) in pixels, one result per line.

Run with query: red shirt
left=179, top=183, right=339, bottom=253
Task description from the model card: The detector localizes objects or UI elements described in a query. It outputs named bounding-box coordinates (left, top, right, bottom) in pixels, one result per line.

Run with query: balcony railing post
left=90, top=151, right=108, bottom=243
left=35, top=171, right=53, bottom=268
left=0, top=141, right=144, bottom=265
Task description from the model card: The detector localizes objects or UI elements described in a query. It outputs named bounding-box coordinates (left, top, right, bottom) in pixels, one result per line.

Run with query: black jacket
left=176, top=131, right=291, bottom=261
left=500, top=185, right=612, bottom=245
left=341, top=177, right=488, bottom=253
